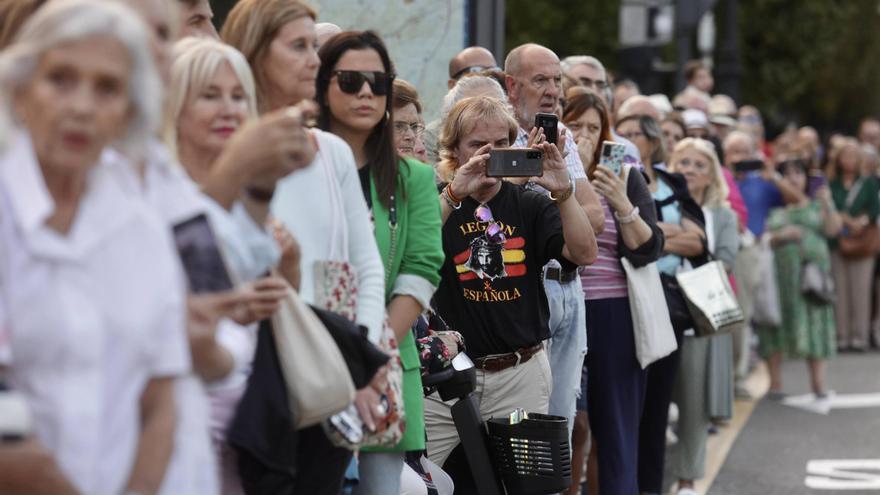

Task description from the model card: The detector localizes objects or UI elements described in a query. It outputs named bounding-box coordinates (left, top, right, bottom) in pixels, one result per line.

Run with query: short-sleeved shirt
left=737, top=172, right=784, bottom=236
left=433, top=181, right=573, bottom=358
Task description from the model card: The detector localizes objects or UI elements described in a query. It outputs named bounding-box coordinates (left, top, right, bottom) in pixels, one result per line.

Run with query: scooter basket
left=486, top=413, right=571, bottom=495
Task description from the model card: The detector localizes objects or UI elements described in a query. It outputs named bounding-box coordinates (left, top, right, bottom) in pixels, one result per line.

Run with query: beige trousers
left=423, top=349, right=553, bottom=467
left=831, top=251, right=875, bottom=349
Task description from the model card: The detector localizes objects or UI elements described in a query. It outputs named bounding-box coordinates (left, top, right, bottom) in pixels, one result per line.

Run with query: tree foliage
left=506, top=0, right=880, bottom=136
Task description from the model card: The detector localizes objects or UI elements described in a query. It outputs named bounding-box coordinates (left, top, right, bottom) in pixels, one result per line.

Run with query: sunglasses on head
left=332, top=70, right=394, bottom=96
left=474, top=204, right=506, bottom=244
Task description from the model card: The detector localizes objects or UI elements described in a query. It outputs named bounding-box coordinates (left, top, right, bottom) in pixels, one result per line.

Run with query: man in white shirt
left=505, top=43, right=603, bottom=436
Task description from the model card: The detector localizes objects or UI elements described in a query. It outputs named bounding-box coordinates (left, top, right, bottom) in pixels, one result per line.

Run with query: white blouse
left=0, top=132, right=189, bottom=495
left=271, top=129, right=386, bottom=342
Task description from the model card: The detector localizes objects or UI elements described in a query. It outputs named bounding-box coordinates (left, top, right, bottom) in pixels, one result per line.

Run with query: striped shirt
left=581, top=197, right=628, bottom=300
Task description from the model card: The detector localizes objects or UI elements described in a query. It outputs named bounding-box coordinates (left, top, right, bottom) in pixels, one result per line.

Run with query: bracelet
left=445, top=183, right=464, bottom=204
left=549, top=179, right=575, bottom=204
left=614, top=206, right=640, bottom=224
left=441, top=185, right=462, bottom=210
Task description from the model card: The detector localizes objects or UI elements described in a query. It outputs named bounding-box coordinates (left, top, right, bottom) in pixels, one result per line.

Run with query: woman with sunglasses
left=315, top=31, right=445, bottom=495
left=426, top=95, right=596, bottom=490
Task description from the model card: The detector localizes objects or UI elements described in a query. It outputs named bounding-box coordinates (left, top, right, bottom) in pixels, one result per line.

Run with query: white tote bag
left=751, top=237, right=782, bottom=327
left=621, top=257, right=678, bottom=369
left=675, top=260, right=745, bottom=336
left=272, top=285, right=356, bottom=428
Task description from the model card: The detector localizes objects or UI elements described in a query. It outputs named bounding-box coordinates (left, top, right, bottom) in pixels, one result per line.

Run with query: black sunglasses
left=332, top=70, right=394, bottom=96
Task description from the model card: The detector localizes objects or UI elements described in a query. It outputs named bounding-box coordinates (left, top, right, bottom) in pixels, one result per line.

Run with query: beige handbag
left=272, top=285, right=356, bottom=429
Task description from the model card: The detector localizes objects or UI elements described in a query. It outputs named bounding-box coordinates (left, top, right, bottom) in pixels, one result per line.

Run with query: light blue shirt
left=653, top=177, right=683, bottom=275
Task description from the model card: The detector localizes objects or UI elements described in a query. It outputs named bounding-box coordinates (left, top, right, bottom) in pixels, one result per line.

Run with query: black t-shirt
left=433, top=181, right=573, bottom=359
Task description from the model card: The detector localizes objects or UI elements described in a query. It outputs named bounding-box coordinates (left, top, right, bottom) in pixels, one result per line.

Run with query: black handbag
left=660, top=272, right=694, bottom=334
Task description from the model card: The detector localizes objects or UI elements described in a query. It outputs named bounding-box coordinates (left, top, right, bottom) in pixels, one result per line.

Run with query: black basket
left=486, top=413, right=571, bottom=495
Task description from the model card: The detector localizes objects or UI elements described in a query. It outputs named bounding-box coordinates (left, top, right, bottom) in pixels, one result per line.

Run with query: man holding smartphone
left=505, top=43, right=605, bottom=438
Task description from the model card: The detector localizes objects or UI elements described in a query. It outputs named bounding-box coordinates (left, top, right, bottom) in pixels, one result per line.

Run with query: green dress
left=758, top=202, right=836, bottom=359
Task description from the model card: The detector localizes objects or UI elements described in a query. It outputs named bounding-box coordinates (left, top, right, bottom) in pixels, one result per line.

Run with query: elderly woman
left=667, top=138, right=739, bottom=495
left=0, top=2, right=189, bottom=494
left=828, top=139, right=879, bottom=351
left=426, top=95, right=596, bottom=490
left=222, top=2, right=390, bottom=493
left=424, top=74, right=508, bottom=164
left=616, top=114, right=707, bottom=495
left=391, top=78, right=429, bottom=162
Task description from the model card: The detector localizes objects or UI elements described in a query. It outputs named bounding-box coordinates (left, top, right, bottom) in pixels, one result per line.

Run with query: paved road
left=710, top=352, right=880, bottom=494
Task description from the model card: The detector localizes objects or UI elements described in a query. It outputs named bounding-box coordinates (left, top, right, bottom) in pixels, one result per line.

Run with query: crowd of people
left=0, top=1, right=876, bottom=494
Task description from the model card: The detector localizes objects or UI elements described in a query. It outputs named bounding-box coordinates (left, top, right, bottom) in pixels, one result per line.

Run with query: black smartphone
left=172, top=213, right=234, bottom=294
left=487, top=148, right=544, bottom=177
left=534, top=112, right=558, bottom=144
left=733, top=159, right=764, bottom=173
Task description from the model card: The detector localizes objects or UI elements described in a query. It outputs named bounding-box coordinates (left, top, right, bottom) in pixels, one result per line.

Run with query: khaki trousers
left=423, top=349, right=552, bottom=467
left=831, top=250, right=875, bottom=349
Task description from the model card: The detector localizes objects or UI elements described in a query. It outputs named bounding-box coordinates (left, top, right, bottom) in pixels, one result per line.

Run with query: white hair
left=0, top=0, right=160, bottom=155
left=561, top=55, right=607, bottom=79
left=440, top=75, right=507, bottom=122
left=164, top=37, right=258, bottom=157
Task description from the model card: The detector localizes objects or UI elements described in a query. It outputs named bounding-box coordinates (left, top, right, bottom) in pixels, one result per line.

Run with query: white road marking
left=805, top=459, right=880, bottom=490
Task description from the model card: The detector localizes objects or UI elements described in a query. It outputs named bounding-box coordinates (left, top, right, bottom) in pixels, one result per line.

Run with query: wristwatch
left=549, top=178, right=575, bottom=204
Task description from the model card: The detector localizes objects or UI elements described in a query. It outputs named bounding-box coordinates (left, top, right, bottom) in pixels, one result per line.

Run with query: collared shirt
left=0, top=132, right=189, bottom=495
left=515, top=123, right=586, bottom=272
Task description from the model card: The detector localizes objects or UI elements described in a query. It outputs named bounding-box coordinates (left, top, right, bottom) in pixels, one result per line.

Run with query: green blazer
left=364, top=158, right=444, bottom=452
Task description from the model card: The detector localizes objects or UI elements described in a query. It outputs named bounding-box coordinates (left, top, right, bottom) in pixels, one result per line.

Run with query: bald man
left=505, top=42, right=605, bottom=444
left=316, top=22, right=342, bottom=49
left=447, top=46, right=497, bottom=88
left=616, top=94, right=661, bottom=122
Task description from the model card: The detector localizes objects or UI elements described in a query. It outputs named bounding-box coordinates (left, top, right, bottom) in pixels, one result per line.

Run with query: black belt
left=544, top=267, right=578, bottom=283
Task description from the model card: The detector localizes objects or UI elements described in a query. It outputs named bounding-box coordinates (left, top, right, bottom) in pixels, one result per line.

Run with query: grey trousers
left=831, top=251, right=875, bottom=349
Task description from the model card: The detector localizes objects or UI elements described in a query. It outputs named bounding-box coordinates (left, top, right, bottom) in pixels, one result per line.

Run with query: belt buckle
left=514, top=350, right=522, bottom=367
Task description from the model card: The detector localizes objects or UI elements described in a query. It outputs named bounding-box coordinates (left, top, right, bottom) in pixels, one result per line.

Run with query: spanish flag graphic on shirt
left=454, top=236, right=528, bottom=282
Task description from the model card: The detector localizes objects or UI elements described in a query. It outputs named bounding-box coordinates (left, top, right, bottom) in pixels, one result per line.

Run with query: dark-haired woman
left=317, top=30, right=445, bottom=495
left=563, top=93, right=664, bottom=494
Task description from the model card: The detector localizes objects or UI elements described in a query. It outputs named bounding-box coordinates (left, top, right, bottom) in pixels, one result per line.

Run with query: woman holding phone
left=563, top=92, right=664, bottom=493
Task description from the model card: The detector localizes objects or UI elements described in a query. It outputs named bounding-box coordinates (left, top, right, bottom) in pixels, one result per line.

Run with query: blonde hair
left=437, top=96, right=518, bottom=182
left=220, top=0, right=316, bottom=112
left=669, top=137, right=730, bottom=208
left=164, top=37, right=258, bottom=157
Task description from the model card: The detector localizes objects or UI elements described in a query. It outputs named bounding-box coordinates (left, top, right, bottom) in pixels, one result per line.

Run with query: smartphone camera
left=526, top=150, right=541, bottom=160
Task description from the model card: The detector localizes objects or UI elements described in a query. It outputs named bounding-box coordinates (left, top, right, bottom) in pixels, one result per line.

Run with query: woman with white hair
left=0, top=1, right=189, bottom=494
left=667, top=138, right=739, bottom=495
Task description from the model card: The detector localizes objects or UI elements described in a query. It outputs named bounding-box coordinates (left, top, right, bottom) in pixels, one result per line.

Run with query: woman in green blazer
left=317, top=31, right=444, bottom=494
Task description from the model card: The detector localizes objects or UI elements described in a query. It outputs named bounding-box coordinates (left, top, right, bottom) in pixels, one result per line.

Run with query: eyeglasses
left=393, top=121, right=426, bottom=137
left=618, top=131, right=645, bottom=140
left=451, top=65, right=501, bottom=80
left=332, top=70, right=394, bottom=96
left=474, top=203, right=506, bottom=244
left=576, top=76, right=608, bottom=91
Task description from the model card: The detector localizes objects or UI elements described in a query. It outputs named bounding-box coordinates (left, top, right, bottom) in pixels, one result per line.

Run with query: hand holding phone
left=173, top=214, right=235, bottom=294
left=534, top=112, right=558, bottom=145
left=598, top=141, right=626, bottom=176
